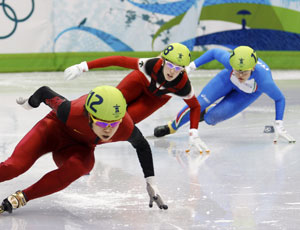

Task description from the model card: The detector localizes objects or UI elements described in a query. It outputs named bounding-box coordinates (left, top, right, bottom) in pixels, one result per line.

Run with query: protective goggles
left=165, top=60, right=184, bottom=71
left=89, top=114, right=122, bottom=128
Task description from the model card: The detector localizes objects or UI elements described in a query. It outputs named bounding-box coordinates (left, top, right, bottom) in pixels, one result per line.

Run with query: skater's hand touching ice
left=145, top=176, right=168, bottom=210
left=274, top=120, right=296, bottom=143
left=186, top=129, right=210, bottom=154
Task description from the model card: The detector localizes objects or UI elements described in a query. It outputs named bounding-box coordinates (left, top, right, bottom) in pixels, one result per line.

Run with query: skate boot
left=0, top=190, right=27, bottom=214
left=154, top=121, right=176, bottom=137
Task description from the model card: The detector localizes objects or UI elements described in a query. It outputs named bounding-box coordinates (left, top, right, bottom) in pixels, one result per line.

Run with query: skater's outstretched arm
left=16, top=86, right=70, bottom=123
left=128, top=126, right=168, bottom=210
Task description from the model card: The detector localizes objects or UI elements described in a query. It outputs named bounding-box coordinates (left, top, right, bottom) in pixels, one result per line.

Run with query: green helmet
left=161, top=43, right=191, bottom=66
left=85, top=85, right=127, bottom=121
left=229, top=46, right=257, bottom=71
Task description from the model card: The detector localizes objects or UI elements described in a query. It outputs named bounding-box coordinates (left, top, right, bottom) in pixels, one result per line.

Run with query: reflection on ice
left=0, top=72, right=299, bottom=230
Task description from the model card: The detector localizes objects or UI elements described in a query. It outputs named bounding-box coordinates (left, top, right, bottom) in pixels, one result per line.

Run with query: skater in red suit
left=0, top=85, right=167, bottom=214
left=64, top=43, right=209, bottom=153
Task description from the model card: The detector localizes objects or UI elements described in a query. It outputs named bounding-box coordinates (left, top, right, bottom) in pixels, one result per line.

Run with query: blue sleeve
left=261, top=80, right=285, bottom=120
left=255, top=63, right=285, bottom=120
left=193, top=48, right=232, bottom=70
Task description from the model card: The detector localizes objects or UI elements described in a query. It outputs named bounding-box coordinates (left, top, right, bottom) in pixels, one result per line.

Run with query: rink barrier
left=1, top=51, right=300, bottom=72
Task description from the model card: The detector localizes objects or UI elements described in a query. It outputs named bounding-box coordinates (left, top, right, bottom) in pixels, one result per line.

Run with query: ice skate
left=0, top=191, right=27, bottom=214
left=154, top=122, right=175, bottom=137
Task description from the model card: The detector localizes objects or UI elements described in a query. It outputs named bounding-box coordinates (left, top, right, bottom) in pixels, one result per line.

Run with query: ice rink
left=0, top=70, right=299, bottom=230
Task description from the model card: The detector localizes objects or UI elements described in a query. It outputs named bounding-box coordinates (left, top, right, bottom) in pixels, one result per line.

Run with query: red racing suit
left=0, top=86, right=155, bottom=202
left=87, top=57, right=201, bottom=129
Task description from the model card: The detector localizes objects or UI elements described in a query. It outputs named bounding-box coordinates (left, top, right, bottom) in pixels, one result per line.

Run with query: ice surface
left=0, top=71, right=299, bottom=230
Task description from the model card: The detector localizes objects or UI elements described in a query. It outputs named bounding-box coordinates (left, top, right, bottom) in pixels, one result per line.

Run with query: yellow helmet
left=229, top=46, right=257, bottom=71
left=161, top=43, right=191, bottom=66
left=85, top=85, right=126, bottom=121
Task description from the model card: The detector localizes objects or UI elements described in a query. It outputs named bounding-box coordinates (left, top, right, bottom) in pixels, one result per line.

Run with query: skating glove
left=145, top=176, right=168, bottom=210
left=274, top=120, right=296, bottom=143
left=64, top=61, right=89, bottom=80
left=186, top=129, right=210, bottom=154
left=16, top=97, right=33, bottom=110
left=185, top=61, right=196, bottom=75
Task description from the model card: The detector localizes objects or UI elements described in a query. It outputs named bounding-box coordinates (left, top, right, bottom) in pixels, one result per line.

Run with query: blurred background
left=1, top=0, right=300, bottom=72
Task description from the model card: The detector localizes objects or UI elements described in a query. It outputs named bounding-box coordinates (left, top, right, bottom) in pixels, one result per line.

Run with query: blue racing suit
left=170, top=48, right=285, bottom=130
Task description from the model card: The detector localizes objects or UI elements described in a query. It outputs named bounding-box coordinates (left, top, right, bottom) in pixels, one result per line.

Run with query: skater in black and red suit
left=64, top=43, right=209, bottom=153
left=0, top=85, right=167, bottom=214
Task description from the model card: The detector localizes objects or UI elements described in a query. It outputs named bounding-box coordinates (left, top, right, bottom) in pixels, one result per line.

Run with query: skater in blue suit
left=154, top=46, right=295, bottom=143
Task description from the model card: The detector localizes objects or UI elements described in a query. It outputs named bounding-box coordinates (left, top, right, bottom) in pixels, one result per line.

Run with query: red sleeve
left=87, top=56, right=139, bottom=70
left=184, top=95, right=201, bottom=129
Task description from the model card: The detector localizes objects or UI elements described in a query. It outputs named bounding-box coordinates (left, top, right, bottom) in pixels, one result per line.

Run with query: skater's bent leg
left=127, top=94, right=170, bottom=124
left=204, top=90, right=261, bottom=125
left=170, top=105, right=191, bottom=131
left=23, top=146, right=95, bottom=201
left=171, top=69, right=234, bottom=130
left=0, top=118, right=56, bottom=182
